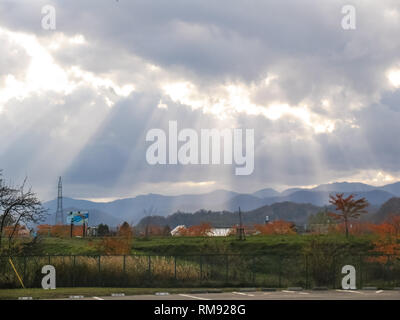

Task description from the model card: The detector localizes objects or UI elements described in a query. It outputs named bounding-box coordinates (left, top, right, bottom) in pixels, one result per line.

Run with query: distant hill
left=373, top=197, right=400, bottom=223
left=252, top=188, right=280, bottom=198
left=278, top=190, right=395, bottom=206
left=232, top=189, right=395, bottom=208
left=311, top=182, right=377, bottom=193
left=380, top=182, right=400, bottom=196
left=224, top=194, right=267, bottom=212
left=280, top=188, right=303, bottom=196
left=244, top=202, right=324, bottom=226
left=273, top=190, right=329, bottom=206
left=136, top=202, right=323, bottom=229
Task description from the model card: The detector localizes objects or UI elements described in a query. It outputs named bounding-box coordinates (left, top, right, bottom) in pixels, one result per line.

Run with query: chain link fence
left=1, top=254, right=399, bottom=289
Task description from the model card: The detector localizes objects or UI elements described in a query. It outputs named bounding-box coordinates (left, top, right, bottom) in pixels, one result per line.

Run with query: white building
left=207, top=228, right=233, bottom=237
left=170, top=225, right=186, bottom=236
left=170, top=225, right=233, bottom=237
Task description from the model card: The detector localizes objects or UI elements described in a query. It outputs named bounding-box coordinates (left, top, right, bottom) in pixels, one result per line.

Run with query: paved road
left=71, top=289, right=400, bottom=300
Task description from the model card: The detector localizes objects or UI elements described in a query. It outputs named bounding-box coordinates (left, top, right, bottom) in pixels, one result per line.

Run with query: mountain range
left=42, top=181, right=400, bottom=226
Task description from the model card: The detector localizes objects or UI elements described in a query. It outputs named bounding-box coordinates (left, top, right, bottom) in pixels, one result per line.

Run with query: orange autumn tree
left=331, top=221, right=374, bottom=236
left=118, top=221, right=133, bottom=237
left=36, top=224, right=84, bottom=237
left=328, top=193, right=369, bottom=238
left=255, top=220, right=296, bottom=235
left=384, top=214, right=400, bottom=237
left=37, top=224, right=52, bottom=236
left=98, top=221, right=133, bottom=255
left=369, top=214, right=400, bottom=261
left=178, top=223, right=212, bottom=236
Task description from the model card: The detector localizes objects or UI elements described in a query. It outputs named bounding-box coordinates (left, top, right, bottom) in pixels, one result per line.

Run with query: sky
left=0, top=0, right=400, bottom=201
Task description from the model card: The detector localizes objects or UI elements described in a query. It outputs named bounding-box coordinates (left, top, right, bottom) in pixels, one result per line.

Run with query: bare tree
left=0, top=174, right=47, bottom=250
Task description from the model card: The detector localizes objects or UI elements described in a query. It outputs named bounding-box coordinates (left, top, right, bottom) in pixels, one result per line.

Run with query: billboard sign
left=67, top=211, right=89, bottom=225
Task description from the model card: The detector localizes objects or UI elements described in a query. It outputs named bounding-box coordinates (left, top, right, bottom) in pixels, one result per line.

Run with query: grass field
left=17, top=234, right=376, bottom=256
left=1, top=234, right=391, bottom=291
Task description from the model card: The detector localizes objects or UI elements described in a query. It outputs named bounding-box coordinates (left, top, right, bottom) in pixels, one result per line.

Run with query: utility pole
left=55, top=177, right=64, bottom=225
left=237, top=207, right=245, bottom=241
left=82, top=217, right=86, bottom=238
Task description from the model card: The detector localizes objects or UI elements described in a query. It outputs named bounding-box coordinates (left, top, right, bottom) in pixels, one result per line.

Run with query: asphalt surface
left=67, top=289, right=400, bottom=300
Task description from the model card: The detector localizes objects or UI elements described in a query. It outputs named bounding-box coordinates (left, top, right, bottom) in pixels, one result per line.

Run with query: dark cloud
left=1, top=1, right=400, bottom=199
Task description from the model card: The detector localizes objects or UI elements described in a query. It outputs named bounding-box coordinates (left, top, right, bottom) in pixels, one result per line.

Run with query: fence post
left=359, top=255, right=363, bottom=289
left=148, top=255, right=151, bottom=279
left=332, top=255, right=336, bottom=289
left=122, top=255, right=126, bottom=287
left=199, top=255, right=203, bottom=281
left=123, top=255, right=126, bottom=273
left=98, top=256, right=101, bottom=287
left=383, top=255, right=388, bottom=287
left=23, top=256, right=26, bottom=284
left=225, top=255, right=229, bottom=283
left=278, top=256, right=282, bottom=288
left=305, top=255, right=308, bottom=289
left=174, top=256, right=177, bottom=280
left=72, top=255, right=76, bottom=287
left=252, top=256, right=255, bottom=284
